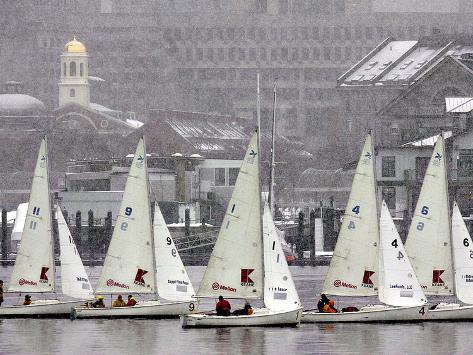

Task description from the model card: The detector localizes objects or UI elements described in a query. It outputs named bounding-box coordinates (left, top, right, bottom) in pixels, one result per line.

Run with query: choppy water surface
left=1, top=266, right=473, bottom=355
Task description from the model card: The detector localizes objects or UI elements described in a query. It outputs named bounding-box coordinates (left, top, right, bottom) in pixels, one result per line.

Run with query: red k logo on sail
left=134, top=268, right=148, bottom=287
left=432, top=270, right=445, bottom=286
left=39, top=267, right=49, bottom=284
left=361, top=270, right=374, bottom=288
left=241, top=269, right=255, bottom=286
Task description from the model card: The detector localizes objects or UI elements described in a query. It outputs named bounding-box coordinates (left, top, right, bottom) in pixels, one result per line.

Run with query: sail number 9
left=166, top=237, right=172, bottom=245
left=420, top=206, right=429, bottom=215
left=125, top=207, right=133, bottom=216
left=189, top=302, right=195, bottom=311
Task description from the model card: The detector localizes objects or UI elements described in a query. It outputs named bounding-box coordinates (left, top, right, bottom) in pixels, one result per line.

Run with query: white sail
left=452, top=202, right=473, bottom=304
left=96, top=138, right=156, bottom=294
left=322, top=133, right=379, bottom=296
left=263, top=202, right=301, bottom=311
left=405, top=135, right=453, bottom=295
left=153, top=202, right=195, bottom=301
left=197, top=131, right=264, bottom=299
left=9, top=138, right=55, bottom=293
left=57, top=206, right=94, bottom=300
left=378, top=201, right=426, bottom=307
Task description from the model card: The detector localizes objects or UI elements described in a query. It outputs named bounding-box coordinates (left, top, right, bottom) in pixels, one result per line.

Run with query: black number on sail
left=188, top=303, right=195, bottom=311
left=125, top=207, right=133, bottom=216
left=419, top=307, right=425, bottom=315
left=464, top=238, right=470, bottom=247
left=391, top=239, right=398, bottom=248
left=416, top=222, right=424, bottom=231
left=171, top=249, right=177, bottom=257
left=397, top=251, right=404, bottom=260
left=166, top=236, right=172, bottom=246
left=352, top=205, right=360, bottom=215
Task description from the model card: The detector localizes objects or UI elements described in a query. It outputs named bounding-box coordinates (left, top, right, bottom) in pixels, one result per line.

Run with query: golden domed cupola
left=59, top=36, right=90, bottom=108
left=64, top=36, right=87, bottom=53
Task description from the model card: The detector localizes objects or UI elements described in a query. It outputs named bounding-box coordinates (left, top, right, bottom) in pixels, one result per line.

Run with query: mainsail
left=378, top=201, right=426, bottom=307
left=153, top=202, right=195, bottom=301
left=197, top=131, right=264, bottom=299
left=323, top=133, right=379, bottom=296
left=9, top=138, right=55, bottom=293
left=451, top=202, right=473, bottom=304
left=96, top=138, right=156, bottom=294
left=263, top=202, right=301, bottom=311
left=57, top=206, right=94, bottom=299
left=405, top=135, right=453, bottom=295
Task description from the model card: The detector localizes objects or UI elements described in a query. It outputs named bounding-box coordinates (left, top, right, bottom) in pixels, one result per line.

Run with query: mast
left=45, top=136, right=57, bottom=290
left=256, top=126, right=265, bottom=298
left=442, top=131, right=455, bottom=294
left=256, top=73, right=261, bottom=149
left=269, top=83, right=277, bottom=216
left=143, top=136, right=158, bottom=297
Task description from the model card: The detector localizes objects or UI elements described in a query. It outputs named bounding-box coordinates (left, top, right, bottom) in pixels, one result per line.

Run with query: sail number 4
left=391, top=239, right=404, bottom=260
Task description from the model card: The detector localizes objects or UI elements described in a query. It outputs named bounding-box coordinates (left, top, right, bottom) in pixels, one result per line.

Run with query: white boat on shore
left=181, top=131, right=302, bottom=328
left=0, top=138, right=94, bottom=317
left=302, top=133, right=427, bottom=323
left=73, top=138, right=196, bottom=319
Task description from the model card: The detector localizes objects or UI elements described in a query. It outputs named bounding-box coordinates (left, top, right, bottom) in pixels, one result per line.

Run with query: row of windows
left=172, top=45, right=367, bottom=64
left=62, top=61, right=85, bottom=77
left=177, top=67, right=339, bottom=83
left=163, top=24, right=383, bottom=44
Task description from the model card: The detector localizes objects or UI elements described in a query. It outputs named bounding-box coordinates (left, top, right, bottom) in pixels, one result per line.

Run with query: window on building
left=458, top=154, right=473, bottom=178
left=279, top=0, right=288, bottom=14
left=70, top=61, right=76, bottom=76
left=63, top=62, right=67, bottom=77
left=259, top=47, right=267, bottom=61
left=228, top=168, right=239, bottom=186
left=249, top=48, right=256, bottom=61
left=382, top=156, right=396, bottom=177
left=256, top=0, right=267, bottom=13
left=215, top=168, right=226, bottom=186
left=70, top=88, right=75, bottom=97
left=238, top=48, right=246, bottom=61
left=382, top=187, right=396, bottom=210
left=415, top=157, right=430, bottom=180
left=80, top=63, right=84, bottom=77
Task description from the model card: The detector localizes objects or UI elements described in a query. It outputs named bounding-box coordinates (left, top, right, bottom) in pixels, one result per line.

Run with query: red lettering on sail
left=432, top=270, right=445, bottom=286
left=39, top=267, right=49, bottom=283
left=134, top=268, right=148, bottom=286
left=362, top=270, right=374, bottom=288
left=241, top=269, right=255, bottom=286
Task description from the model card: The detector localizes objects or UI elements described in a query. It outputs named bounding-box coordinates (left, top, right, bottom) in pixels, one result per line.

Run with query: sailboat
left=72, top=137, right=197, bottom=318
left=0, top=137, right=93, bottom=317
left=302, top=133, right=427, bottom=323
left=181, top=131, right=302, bottom=328
left=404, top=135, right=473, bottom=320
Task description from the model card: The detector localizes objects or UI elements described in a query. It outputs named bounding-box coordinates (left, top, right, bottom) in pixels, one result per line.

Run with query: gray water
left=1, top=266, right=472, bottom=355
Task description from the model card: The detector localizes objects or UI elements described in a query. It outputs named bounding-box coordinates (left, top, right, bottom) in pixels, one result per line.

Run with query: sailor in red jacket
left=126, top=294, right=137, bottom=307
left=215, top=295, right=231, bottom=316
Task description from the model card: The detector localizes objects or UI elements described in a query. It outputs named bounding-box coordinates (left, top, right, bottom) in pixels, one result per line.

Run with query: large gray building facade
left=4, top=1, right=473, bottom=144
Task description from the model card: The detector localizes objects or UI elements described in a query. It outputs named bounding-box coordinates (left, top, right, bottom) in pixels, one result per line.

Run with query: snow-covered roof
left=126, top=119, right=144, bottom=128
left=0, top=94, right=45, bottom=115
left=446, top=97, right=473, bottom=113
left=90, top=102, right=115, bottom=113
left=402, top=131, right=452, bottom=147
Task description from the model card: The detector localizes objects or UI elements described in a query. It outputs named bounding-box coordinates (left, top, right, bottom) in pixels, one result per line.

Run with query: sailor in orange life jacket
left=323, top=299, right=338, bottom=313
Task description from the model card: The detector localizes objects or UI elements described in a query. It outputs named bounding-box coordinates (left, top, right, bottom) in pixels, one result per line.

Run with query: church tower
left=58, top=37, right=90, bottom=107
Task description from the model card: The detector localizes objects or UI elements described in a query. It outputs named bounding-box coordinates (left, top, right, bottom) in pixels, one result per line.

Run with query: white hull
left=426, top=303, right=473, bottom=321
left=181, top=307, right=302, bottom=328
left=72, top=300, right=197, bottom=319
left=301, top=305, right=427, bottom=323
left=0, top=300, right=87, bottom=318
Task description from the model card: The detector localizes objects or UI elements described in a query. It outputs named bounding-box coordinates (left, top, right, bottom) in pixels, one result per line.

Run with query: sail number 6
left=420, top=206, right=429, bottom=215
